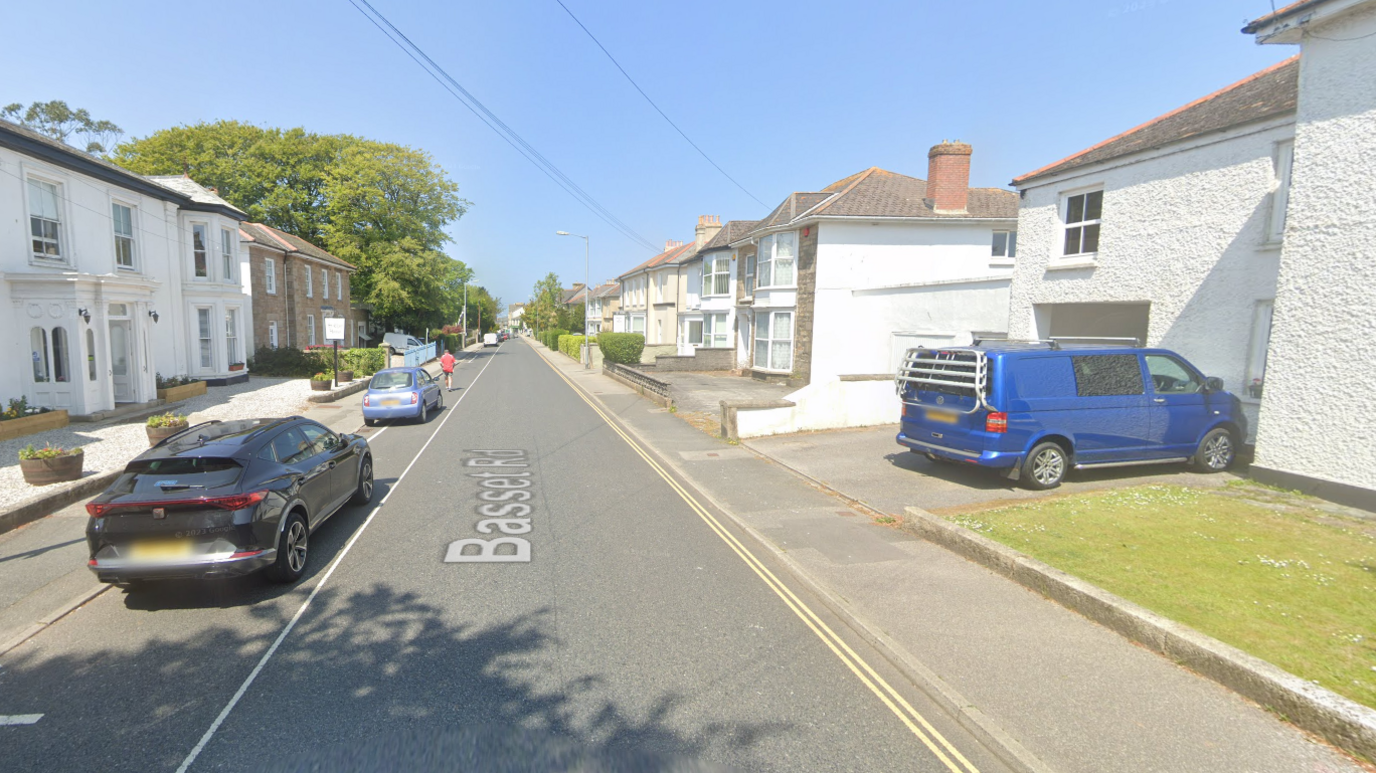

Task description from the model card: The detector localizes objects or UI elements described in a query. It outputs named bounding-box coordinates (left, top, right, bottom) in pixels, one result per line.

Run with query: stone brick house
left=240, top=223, right=358, bottom=352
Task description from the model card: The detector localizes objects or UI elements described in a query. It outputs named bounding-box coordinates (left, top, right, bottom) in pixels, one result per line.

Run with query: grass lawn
left=947, top=481, right=1376, bottom=709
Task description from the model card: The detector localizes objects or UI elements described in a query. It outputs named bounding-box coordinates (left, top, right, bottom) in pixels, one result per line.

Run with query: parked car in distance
left=895, top=341, right=1246, bottom=489
left=85, top=418, right=373, bottom=586
left=483, top=333, right=499, bottom=347
left=362, top=367, right=443, bottom=425
left=383, top=332, right=425, bottom=351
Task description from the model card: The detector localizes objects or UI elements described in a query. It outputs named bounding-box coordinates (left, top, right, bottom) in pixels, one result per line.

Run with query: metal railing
left=403, top=341, right=439, bottom=368
left=604, top=361, right=672, bottom=399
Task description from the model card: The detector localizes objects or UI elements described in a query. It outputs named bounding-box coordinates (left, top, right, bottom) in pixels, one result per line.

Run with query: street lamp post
left=556, top=231, right=590, bottom=369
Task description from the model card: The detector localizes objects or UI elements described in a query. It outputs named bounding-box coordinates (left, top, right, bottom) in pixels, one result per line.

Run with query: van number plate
left=925, top=409, right=960, bottom=424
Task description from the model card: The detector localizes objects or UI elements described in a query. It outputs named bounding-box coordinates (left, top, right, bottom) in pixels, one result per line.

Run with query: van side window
left=1011, top=357, right=1076, bottom=398
left=1071, top=355, right=1144, bottom=397
left=1144, top=355, right=1202, bottom=394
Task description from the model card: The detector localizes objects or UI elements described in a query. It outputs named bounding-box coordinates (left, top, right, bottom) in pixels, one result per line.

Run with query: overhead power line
left=346, top=0, right=659, bottom=253
left=552, top=0, right=768, bottom=209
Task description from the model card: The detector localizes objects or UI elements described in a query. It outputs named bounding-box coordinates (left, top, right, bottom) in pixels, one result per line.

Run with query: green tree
left=3, top=100, right=123, bottom=154
left=525, top=273, right=563, bottom=334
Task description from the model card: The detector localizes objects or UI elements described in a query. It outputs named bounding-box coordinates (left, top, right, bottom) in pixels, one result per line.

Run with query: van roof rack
left=1049, top=336, right=1141, bottom=347
left=971, top=337, right=1061, bottom=350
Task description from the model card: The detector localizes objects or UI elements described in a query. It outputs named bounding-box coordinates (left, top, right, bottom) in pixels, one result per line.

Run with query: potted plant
left=336, top=369, right=354, bottom=383
left=228, top=361, right=245, bottom=372
left=19, top=444, right=84, bottom=485
left=146, top=412, right=189, bottom=446
left=1249, top=378, right=1264, bottom=398
left=310, top=372, right=333, bottom=391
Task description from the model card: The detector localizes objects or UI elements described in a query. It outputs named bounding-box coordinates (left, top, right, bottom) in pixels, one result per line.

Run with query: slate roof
left=239, top=222, right=355, bottom=270
left=1014, top=56, right=1300, bottom=186
left=147, top=175, right=247, bottom=217
left=700, top=220, right=761, bottom=252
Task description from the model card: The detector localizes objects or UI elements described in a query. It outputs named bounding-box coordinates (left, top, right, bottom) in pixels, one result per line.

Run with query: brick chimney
left=926, top=141, right=973, bottom=214
left=694, top=215, right=723, bottom=250
left=664, top=239, right=685, bottom=252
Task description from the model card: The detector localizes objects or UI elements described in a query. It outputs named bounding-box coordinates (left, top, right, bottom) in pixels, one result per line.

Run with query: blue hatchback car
left=361, top=367, right=443, bottom=426
left=895, top=341, right=1246, bottom=489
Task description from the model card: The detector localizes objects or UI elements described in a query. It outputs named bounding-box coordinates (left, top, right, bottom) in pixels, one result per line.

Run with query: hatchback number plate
left=381, top=398, right=400, bottom=406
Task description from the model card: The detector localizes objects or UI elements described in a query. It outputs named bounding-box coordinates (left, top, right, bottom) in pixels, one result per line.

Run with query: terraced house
left=0, top=119, right=252, bottom=418
left=614, top=239, right=695, bottom=357
left=241, top=222, right=358, bottom=351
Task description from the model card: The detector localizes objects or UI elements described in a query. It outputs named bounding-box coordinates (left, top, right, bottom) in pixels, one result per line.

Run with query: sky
left=1, top=0, right=1294, bottom=312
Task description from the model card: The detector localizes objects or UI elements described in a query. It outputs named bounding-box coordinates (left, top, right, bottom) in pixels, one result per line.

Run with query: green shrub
left=247, top=346, right=329, bottom=377
left=311, top=372, right=333, bottom=382
left=599, top=333, right=644, bottom=365
left=558, top=335, right=597, bottom=360
left=539, top=329, right=568, bottom=349
left=19, top=444, right=81, bottom=460
left=340, top=347, right=385, bottom=376
left=147, top=412, right=187, bottom=428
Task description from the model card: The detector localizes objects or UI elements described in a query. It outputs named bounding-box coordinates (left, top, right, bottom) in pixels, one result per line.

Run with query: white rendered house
left=1007, top=57, right=1300, bottom=439
left=1245, top=0, right=1376, bottom=508
left=0, top=119, right=251, bottom=419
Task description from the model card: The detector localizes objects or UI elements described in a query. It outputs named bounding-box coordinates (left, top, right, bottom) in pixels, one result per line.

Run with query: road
left=0, top=339, right=1012, bottom=772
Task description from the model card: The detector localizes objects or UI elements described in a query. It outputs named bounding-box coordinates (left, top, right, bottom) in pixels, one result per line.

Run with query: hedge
left=340, top=347, right=386, bottom=376
left=248, top=346, right=385, bottom=377
left=598, top=333, right=644, bottom=365
left=558, top=335, right=596, bottom=360
left=538, top=329, right=568, bottom=349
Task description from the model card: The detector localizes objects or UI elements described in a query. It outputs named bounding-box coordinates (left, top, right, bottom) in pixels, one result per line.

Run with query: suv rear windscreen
left=112, top=457, right=244, bottom=494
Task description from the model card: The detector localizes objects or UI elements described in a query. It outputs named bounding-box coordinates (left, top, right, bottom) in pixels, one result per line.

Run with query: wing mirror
left=1204, top=377, right=1225, bottom=393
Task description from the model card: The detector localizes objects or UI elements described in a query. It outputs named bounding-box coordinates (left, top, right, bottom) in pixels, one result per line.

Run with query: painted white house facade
left=0, top=120, right=250, bottom=420
left=1008, top=57, right=1300, bottom=438
left=1245, top=0, right=1376, bottom=507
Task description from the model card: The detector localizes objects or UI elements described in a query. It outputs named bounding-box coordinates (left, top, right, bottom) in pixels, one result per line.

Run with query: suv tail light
left=985, top=411, right=1008, bottom=433
left=86, top=490, right=268, bottom=517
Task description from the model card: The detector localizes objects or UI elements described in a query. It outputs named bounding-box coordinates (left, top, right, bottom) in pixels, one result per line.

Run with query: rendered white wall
left=1254, top=4, right=1376, bottom=494
left=735, top=379, right=900, bottom=438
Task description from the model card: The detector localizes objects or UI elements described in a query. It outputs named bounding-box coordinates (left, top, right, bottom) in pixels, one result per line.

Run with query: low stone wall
left=640, top=344, right=676, bottom=365
left=604, top=362, right=673, bottom=408
left=654, top=347, right=734, bottom=372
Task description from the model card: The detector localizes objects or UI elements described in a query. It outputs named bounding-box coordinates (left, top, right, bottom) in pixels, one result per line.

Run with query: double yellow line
left=539, top=353, right=981, bottom=773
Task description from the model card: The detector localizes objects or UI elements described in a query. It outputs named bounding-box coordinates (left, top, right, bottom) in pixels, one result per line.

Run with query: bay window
left=30, top=328, right=50, bottom=382
left=192, top=224, right=209, bottom=278
left=687, top=319, right=704, bottom=346
left=753, top=311, right=793, bottom=371
left=197, top=308, right=214, bottom=369
left=225, top=309, right=239, bottom=364
left=744, top=254, right=756, bottom=295
left=221, top=228, right=235, bottom=280
left=706, top=255, right=730, bottom=296
left=52, top=327, right=70, bottom=383
left=757, top=232, right=796, bottom=288
left=706, top=313, right=729, bottom=347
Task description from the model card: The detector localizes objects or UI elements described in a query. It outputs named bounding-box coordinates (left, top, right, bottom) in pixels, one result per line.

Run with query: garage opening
left=1033, top=302, right=1150, bottom=346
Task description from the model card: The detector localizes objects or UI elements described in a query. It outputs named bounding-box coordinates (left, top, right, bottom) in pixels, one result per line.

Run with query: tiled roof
left=617, top=241, right=696, bottom=280
left=1014, top=57, right=1300, bottom=186
left=701, top=220, right=761, bottom=252
left=1242, top=0, right=1323, bottom=32
left=240, top=222, right=355, bottom=270
left=590, top=282, right=620, bottom=299
left=147, top=175, right=247, bottom=216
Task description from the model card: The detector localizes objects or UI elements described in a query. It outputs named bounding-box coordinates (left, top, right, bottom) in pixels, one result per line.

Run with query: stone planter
left=336, top=370, right=354, bottom=383
left=157, top=381, right=207, bottom=403
left=0, top=409, right=69, bottom=442
left=310, top=380, right=332, bottom=392
left=147, top=424, right=188, bottom=447
left=20, top=452, right=84, bottom=486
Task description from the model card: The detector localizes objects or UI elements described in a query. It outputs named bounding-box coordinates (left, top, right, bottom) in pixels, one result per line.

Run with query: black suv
left=86, top=417, right=373, bottom=586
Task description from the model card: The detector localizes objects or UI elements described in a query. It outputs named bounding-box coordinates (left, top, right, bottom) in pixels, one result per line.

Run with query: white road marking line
left=175, top=352, right=498, bottom=773
left=0, top=714, right=43, bottom=726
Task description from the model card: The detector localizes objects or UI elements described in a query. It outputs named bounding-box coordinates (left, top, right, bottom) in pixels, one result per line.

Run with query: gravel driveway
left=0, top=377, right=317, bottom=511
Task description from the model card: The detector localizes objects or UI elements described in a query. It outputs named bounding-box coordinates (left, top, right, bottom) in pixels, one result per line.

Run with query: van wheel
left=1194, top=428, right=1236, bottom=472
left=1023, top=442, right=1068, bottom=490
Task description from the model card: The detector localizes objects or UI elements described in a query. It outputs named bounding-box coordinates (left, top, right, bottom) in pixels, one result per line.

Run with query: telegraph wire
left=552, top=0, right=768, bottom=209
left=346, top=0, right=659, bottom=253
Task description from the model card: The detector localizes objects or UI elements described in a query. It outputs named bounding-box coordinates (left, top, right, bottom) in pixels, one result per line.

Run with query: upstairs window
left=265, top=258, right=277, bottom=294
left=28, top=179, right=63, bottom=260
left=758, top=232, right=796, bottom=288
left=192, top=224, right=209, bottom=278
left=744, top=254, right=756, bottom=295
left=991, top=230, right=1017, bottom=259
left=335, top=271, right=342, bottom=300
left=322, top=265, right=329, bottom=300
left=706, top=255, right=730, bottom=296
left=221, top=228, right=235, bottom=280
left=112, top=203, right=136, bottom=269
left=305, top=266, right=313, bottom=298
left=1268, top=140, right=1294, bottom=243
left=1062, top=191, right=1102, bottom=257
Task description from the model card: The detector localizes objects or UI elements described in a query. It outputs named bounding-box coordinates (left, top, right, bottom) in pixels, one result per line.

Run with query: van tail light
left=410, top=392, right=419, bottom=404
left=985, top=411, right=1008, bottom=433
left=85, top=490, right=267, bottom=517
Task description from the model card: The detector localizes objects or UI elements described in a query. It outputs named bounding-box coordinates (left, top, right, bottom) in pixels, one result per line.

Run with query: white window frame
left=225, top=308, right=240, bottom=364
left=269, top=321, right=279, bottom=348
left=191, top=223, right=210, bottom=279
left=991, top=230, right=1017, bottom=264
left=753, top=310, right=794, bottom=372
left=220, top=227, right=235, bottom=281
left=757, top=231, right=797, bottom=289
left=744, top=253, right=756, bottom=296
left=706, top=312, right=729, bottom=348
left=1245, top=300, right=1274, bottom=397
left=196, top=307, right=215, bottom=370
left=685, top=317, right=704, bottom=346
left=1060, top=189, right=1103, bottom=258
left=1267, top=140, right=1294, bottom=244
left=112, top=200, right=137, bottom=271
left=305, top=265, right=313, bottom=298
left=335, top=270, right=343, bottom=300
left=264, top=257, right=277, bottom=294
left=321, top=264, right=329, bottom=300
left=630, top=314, right=645, bottom=335
left=706, top=254, right=731, bottom=296
left=307, top=314, right=316, bottom=346
left=26, top=175, right=67, bottom=264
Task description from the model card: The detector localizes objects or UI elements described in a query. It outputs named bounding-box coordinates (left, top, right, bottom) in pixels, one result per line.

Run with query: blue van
left=894, top=341, right=1246, bottom=489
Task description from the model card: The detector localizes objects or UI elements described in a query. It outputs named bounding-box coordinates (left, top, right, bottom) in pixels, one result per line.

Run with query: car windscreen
left=370, top=371, right=413, bottom=389
left=112, top=457, right=244, bottom=495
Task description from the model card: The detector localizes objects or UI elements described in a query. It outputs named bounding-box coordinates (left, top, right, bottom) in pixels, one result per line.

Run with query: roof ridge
left=1014, top=55, right=1300, bottom=184
left=808, top=167, right=880, bottom=218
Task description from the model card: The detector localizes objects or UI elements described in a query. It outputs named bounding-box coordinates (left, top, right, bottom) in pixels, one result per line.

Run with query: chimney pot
left=927, top=141, right=973, bottom=214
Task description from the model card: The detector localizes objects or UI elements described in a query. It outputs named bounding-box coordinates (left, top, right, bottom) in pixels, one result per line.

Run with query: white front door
left=110, top=320, right=133, bottom=402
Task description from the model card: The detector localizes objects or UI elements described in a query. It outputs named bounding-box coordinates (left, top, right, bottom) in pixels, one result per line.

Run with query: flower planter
left=310, top=380, right=332, bottom=392
left=336, top=370, right=354, bottom=383
left=20, top=452, right=84, bottom=486
left=229, top=364, right=245, bottom=372
left=147, top=424, right=188, bottom=447
left=0, top=409, right=69, bottom=442
left=157, top=381, right=207, bottom=403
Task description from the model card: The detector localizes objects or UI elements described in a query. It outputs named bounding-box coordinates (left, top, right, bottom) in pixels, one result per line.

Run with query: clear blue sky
left=2, top=0, right=1291, bottom=310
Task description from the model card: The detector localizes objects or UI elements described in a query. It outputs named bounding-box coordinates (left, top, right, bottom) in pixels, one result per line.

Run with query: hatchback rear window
left=370, top=372, right=413, bottom=389
left=113, top=457, right=243, bottom=494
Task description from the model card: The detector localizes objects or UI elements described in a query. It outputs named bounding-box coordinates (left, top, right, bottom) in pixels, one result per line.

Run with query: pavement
left=531, top=345, right=1366, bottom=773
left=747, top=423, right=1242, bottom=515
left=0, top=339, right=1009, bottom=772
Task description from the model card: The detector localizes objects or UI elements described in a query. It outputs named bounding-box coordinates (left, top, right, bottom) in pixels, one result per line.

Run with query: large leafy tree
left=525, top=273, right=564, bottom=333
left=115, top=123, right=470, bottom=332
left=3, top=100, right=123, bottom=154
